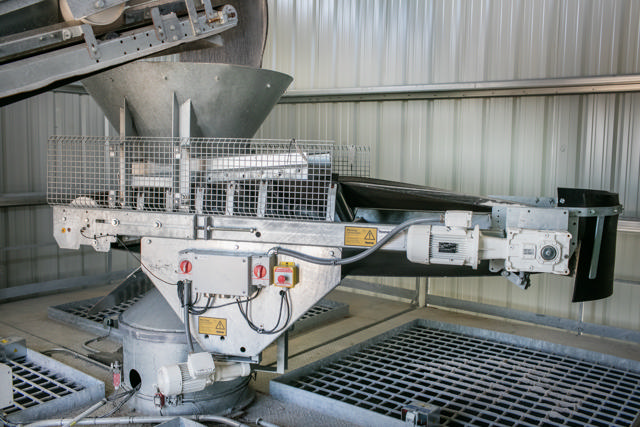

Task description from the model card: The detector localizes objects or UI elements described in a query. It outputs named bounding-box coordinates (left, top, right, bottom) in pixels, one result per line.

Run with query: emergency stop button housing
left=273, top=262, right=299, bottom=288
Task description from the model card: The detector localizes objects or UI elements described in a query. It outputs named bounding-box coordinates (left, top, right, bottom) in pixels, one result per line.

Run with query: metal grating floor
left=299, top=304, right=333, bottom=321
left=60, top=295, right=145, bottom=323
left=272, top=320, right=640, bottom=427
left=2, top=357, right=85, bottom=415
left=50, top=293, right=348, bottom=339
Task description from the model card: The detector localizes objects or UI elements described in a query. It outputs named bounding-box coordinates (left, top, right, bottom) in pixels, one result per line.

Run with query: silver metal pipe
left=23, top=415, right=252, bottom=427
left=62, top=399, right=107, bottom=427
left=279, top=74, right=640, bottom=103
left=40, top=348, right=111, bottom=371
left=57, top=74, right=640, bottom=101
left=255, top=418, right=281, bottom=427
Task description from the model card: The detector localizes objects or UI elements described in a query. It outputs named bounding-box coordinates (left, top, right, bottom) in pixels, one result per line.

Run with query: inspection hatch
left=1, top=339, right=104, bottom=423
left=271, top=319, right=640, bottom=427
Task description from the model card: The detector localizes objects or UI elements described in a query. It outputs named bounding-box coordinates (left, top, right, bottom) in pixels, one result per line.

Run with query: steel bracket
left=81, top=24, right=100, bottom=60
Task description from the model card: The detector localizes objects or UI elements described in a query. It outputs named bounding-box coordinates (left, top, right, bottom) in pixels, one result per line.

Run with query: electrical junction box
left=0, top=363, right=12, bottom=408
left=180, top=251, right=251, bottom=297
left=401, top=400, right=440, bottom=426
left=273, top=262, right=298, bottom=288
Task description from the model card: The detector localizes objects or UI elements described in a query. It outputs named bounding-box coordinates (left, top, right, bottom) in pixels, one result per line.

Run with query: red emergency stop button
left=253, top=265, right=267, bottom=278
left=277, top=275, right=286, bottom=284
left=179, top=260, right=192, bottom=274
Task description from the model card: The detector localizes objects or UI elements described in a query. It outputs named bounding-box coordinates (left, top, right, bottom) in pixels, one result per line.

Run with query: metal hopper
left=82, top=61, right=292, bottom=138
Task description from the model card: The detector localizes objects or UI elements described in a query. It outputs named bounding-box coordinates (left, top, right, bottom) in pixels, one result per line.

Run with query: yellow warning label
left=198, top=317, right=227, bottom=336
left=344, top=227, right=378, bottom=247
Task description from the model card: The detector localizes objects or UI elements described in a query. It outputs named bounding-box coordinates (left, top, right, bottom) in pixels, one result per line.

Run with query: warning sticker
left=344, top=227, right=378, bottom=247
left=198, top=317, right=227, bottom=336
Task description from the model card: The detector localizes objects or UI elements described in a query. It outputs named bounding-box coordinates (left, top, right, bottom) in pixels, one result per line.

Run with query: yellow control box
left=273, top=262, right=299, bottom=288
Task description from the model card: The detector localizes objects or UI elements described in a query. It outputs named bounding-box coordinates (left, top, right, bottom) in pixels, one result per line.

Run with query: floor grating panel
left=299, top=304, right=333, bottom=321
left=3, top=357, right=85, bottom=414
left=272, top=320, right=640, bottom=427
left=59, top=295, right=146, bottom=323
left=50, top=293, right=348, bottom=339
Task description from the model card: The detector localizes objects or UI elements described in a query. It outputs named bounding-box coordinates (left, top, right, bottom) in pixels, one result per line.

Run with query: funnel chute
left=83, top=62, right=292, bottom=138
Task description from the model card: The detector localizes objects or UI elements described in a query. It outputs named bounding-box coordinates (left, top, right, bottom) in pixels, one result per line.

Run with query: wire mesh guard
left=2, top=357, right=84, bottom=415
left=47, top=137, right=370, bottom=221
left=278, top=323, right=640, bottom=427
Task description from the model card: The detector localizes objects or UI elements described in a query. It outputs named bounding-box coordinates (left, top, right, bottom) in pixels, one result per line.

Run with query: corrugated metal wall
left=0, top=0, right=638, bottom=331
left=0, top=93, right=134, bottom=290
left=256, top=0, right=640, bottom=329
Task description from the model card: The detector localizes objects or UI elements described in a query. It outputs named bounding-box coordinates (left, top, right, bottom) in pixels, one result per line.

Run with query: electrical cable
left=237, top=289, right=291, bottom=335
left=78, top=230, right=175, bottom=286
left=177, top=282, right=214, bottom=315
left=99, top=383, right=140, bottom=418
left=183, top=280, right=195, bottom=353
left=115, top=237, right=176, bottom=286
left=177, top=283, right=263, bottom=312
left=268, top=216, right=437, bottom=266
left=81, top=330, right=111, bottom=353
left=21, top=414, right=251, bottom=427
left=189, top=295, right=213, bottom=315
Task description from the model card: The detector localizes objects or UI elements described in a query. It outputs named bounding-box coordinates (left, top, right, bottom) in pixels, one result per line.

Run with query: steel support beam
left=0, top=269, right=133, bottom=302
left=279, top=75, right=640, bottom=104
left=426, top=294, right=640, bottom=344
left=0, top=192, right=47, bottom=207
left=339, top=278, right=417, bottom=301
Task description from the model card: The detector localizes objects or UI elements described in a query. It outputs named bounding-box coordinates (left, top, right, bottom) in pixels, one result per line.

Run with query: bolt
left=111, top=219, right=119, bottom=226
left=154, top=221, right=162, bottom=228
left=94, top=0, right=104, bottom=8
left=146, top=239, right=152, bottom=244
left=589, top=209, right=596, bottom=215
left=172, top=35, right=178, bottom=41
left=559, top=198, right=565, bottom=204
left=169, top=25, right=176, bottom=31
